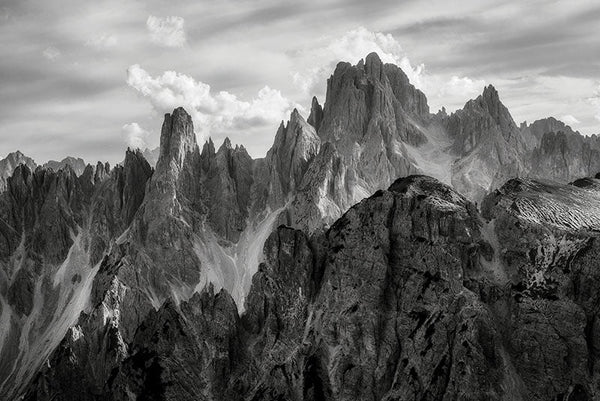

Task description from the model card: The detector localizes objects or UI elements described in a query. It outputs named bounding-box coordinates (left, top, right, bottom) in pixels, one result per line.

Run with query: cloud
left=561, top=114, right=580, bottom=126
left=126, top=64, right=297, bottom=142
left=85, top=33, right=118, bottom=49
left=146, top=15, right=186, bottom=48
left=291, top=27, right=484, bottom=112
left=121, top=122, right=150, bottom=149
left=292, top=27, right=423, bottom=97
left=42, top=46, right=61, bottom=60
left=423, top=75, right=486, bottom=111
left=590, top=86, right=600, bottom=123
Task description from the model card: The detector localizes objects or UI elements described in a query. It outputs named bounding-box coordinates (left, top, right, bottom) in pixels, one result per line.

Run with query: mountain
left=2, top=52, right=600, bottom=399
left=43, top=156, right=87, bottom=176
left=1, top=153, right=90, bottom=194
left=0, top=151, right=151, bottom=397
left=141, top=147, right=160, bottom=167
left=525, top=117, right=600, bottom=182
left=22, top=174, right=600, bottom=400
left=0, top=151, right=36, bottom=192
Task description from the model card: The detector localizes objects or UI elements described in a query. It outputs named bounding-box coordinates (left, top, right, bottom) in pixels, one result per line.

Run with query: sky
left=0, top=0, right=599, bottom=164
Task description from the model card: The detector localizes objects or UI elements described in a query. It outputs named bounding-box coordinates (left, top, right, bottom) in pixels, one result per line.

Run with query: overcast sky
left=1, top=0, right=599, bottom=164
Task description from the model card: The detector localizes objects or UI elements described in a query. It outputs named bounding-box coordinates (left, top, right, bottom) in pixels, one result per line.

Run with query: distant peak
left=308, top=96, right=323, bottom=130
left=482, top=84, right=499, bottom=99
left=200, top=138, right=216, bottom=160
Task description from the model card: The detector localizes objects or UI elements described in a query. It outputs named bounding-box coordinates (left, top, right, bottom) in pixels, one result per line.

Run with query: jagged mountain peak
left=157, top=107, right=197, bottom=172
left=364, top=51, right=385, bottom=80
left=527, top=116, right=578, bottom=141
left=320, top=52, right=430, bottom=148
left=482, top=83, right=499, bottom=98
left=220, top=136, right=233, bottom=151
left=0, top=150, right=37, bottom=192
left=463, top=84, right=505, bottom=118
left=215, top=137, right=249, bottom=156
left=43, top=156, right=87, bottom=177
left=307, top=96, right=323, bottom=130
left=201, top=137, right=216, bottom=157
left=5, top=150, right=27, bottom=160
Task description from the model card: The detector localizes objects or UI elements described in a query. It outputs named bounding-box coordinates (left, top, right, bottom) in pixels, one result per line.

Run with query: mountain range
left=1, top=52, right=600, bottom=400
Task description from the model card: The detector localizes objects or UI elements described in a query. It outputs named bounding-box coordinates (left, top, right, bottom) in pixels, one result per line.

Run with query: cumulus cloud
left=291, top=27, right=484, bottom=112
left=43, top=46, right=61, bottom=60
left=126, top=64, right=297, bottom=142
left=121, top=122, right=150, bottom=149
left=292, top=27, right=422, bottom=96
left=146, top=16, right=186, bottom=48
left=86, top=33, right=118, bottom=49
left=561, top=114, right=580, bottom=126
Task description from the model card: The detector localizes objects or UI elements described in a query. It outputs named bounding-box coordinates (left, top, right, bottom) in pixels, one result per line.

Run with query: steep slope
left=526, top=117, right=600, bottom=182
left=286, top=52, right=454, bottom=232
left=141, top=146, right=160, bottom=167
left=4, top=51, right=600, bottom=399
left=23, top=174, right=600, bottom=400
left=0, top=150, right=152, bottom=399
left=444, top=85, right=533, bottom=200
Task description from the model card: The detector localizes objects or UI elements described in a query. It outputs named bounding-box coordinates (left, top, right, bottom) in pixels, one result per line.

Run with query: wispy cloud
left=591, top=86, right=600, bottom=123
left=146, top=15, right=186, bottom=48
left=42, top=46, right=61, bottom=61
left=561, top=115, right=580, bottom=126
left=85, top=33, right=118, bottom=50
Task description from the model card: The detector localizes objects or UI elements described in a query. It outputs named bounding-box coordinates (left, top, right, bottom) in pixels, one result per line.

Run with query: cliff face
left=23, top=174, right=600, bottom=400
left=526, top=118, right=600, bottom=182
left=444, top=85, right=532, bottom=200
left=0, top=151, right=37, bottom=192
left=0, top=149, right=152, bottom=398
left=3, top=52, right=600, bottom=400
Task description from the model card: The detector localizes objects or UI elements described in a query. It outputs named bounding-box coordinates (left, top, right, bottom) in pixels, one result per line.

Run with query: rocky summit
left=1, top=53, right=600, bottom=400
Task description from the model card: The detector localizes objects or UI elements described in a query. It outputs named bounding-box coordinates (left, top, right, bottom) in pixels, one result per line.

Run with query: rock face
left=141, top=146, right=160, bottom=167
left=21, top=174, right=600, bottom=400
left=0, top=151, right=37, bottom=192
left=445, top=85, right=530, bottom=200
left=0, top=149, right=152, bottom=399
left=43, top=156, right=87, bottom=176
left=527, top=117, right=600, bottom=182
left=4, top=52, right=600, bottom=400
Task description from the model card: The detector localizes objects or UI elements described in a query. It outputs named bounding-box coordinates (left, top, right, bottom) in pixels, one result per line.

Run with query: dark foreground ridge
left=22, top=173, right=600, bottom=400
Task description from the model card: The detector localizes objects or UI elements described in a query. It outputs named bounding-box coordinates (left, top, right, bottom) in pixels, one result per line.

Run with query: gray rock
left=0, top=150, right=37, bottom=193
